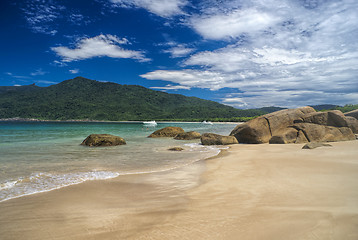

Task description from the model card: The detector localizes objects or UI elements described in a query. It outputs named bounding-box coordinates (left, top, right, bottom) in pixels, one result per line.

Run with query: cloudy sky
left=1, top=0, right=357, bottom=108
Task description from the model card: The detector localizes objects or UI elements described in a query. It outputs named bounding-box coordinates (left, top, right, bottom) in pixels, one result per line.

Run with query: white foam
left=0, top=144, right=228, bottom=203
left=0, top=171, right=120, bottom=202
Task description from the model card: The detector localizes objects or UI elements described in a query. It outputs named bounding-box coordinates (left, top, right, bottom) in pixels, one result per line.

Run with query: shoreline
left=0, top=118, right=242, bottom=124
left=1, top=141, right=357, bottom=239
left=0, top=142, right=227, bottom=204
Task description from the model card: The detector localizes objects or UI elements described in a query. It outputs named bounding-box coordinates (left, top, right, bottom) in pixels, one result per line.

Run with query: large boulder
left=201, top=133, right=238, bottom=145
left=295, top=110, right=348, bottom=127
left=269, top=127, right=300, bottom=144
left=345, top=109, right=358, bottom=120
left=230, top=106, right=316, bottom=144
left=81, top=134, right=126, bottom=147
left=148, top=127, right=184, bottom=138
left=174, top=131, right=201, bottom=140
left=292, top=123, right=355, bottom=142
left=346, top=116, right=358, bottom=134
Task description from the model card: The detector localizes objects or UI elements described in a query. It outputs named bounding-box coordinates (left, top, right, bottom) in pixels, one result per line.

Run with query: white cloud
left=141, top=69, right=237, bottom=91
left=110, top=0, right=188, bottom=18
left=30, top=69, right=46, bottom=76
left=142, top=0, right=358, bottom=108
left=52, top=34, right=150, bottom=62
left=22, top=0, right=65, bottom=35
left=69, top=69, right=79, bottom=74
left=163, top=44, right=195, bottom=58
left=190, top=8, right=281, bottom=40
left=150, top=84, right=191, bottom=90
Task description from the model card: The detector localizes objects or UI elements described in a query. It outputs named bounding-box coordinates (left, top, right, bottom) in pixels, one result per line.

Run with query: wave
left=0, top=171, right=120, bottom=202
left=0, top=144, right=227, bottom=203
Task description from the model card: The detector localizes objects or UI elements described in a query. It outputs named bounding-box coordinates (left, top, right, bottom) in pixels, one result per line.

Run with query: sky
left=0, top=0, right=357, bottom=109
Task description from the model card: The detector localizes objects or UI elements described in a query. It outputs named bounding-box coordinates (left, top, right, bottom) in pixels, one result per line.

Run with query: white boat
left=202, top=120, right=213, bottom=125
left=143, top=121, right=157, bottom=126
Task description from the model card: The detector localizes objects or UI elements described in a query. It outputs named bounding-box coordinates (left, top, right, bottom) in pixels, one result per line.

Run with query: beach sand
left=1, top=140, right=358, bottom=239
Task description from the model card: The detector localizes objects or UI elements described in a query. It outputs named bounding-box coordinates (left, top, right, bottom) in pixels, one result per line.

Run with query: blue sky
left=1, top=0, right=357, bottom=108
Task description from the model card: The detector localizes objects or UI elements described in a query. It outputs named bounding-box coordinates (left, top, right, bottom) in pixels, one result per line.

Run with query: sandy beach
left=1, top=140, right=358, bottom=240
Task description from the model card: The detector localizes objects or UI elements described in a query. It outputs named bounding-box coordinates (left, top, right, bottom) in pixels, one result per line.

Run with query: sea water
left=0, top=121, right=236, bottom=202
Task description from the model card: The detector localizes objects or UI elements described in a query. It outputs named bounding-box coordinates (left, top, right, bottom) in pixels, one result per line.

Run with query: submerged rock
left=81, top=134, right=126, bottom=147
left=168, top=147, right=184, bottom=151
left=148, top=127, right=184, bottom=138
left=174, top=131, right=201, bottom=140
left=302, top=142, right=332, bottom=149
left=201, top=133, right=238, bottom=145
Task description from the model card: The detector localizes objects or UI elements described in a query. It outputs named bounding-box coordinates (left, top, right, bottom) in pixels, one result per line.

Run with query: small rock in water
left=302, top=142, right=332, bottom=149
left=168, top=147, right=184, bottom=151
left=174, top=131, right=201, bottom=140
left=148, top=127, right=184, bottom=138
left=81, top=134, right=126, bottom=147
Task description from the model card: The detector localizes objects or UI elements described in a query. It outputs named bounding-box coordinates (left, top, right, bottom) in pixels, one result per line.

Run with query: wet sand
left=1, top=141, right=358, bottom=239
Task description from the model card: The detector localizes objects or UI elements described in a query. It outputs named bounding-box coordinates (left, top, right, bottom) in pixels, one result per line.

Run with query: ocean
left=0, top=121, right=236, bottom=202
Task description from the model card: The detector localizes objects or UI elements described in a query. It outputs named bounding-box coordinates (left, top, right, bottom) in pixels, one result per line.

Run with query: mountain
left=0, top=83, right=39, bottom=94
left=309, top=104, right=340, bottom=111
left=255, top=106, right=287, bottom=114
left=0, top=77, right=263, bottom=121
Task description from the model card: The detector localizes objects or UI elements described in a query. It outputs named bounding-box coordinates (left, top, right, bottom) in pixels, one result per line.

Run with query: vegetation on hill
left=332, top=104, right=358, bottom=113
left=255, top=106, right=287, bottom=114
left=310, top=104, right=339, bottom=111
left=0, top=83, right=39, bottom=94
left=2, top=77, right=355, bottom=122
left=311, top=104, right=358, bottom=113
left=0, top=77, right=265, bottom=121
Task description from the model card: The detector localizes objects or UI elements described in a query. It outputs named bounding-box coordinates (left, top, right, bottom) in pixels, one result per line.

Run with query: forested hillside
left=0, top=77, right=264, bottom=121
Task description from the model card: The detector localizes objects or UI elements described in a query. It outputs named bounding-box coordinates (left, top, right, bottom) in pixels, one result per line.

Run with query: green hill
left=0, top=83, right=40, bottom=94
left=0, top=77, right=263, bottom=121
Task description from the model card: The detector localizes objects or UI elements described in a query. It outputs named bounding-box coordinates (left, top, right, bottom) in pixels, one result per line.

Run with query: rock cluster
left=230, top=107, right=357, bottom=144
left=81, top=134, right=126, bottom=147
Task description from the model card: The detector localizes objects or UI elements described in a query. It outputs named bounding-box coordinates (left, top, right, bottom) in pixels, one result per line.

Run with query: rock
left=230, top=106, right=316, bottom=144
left=295, top=110, right=348, bottom=127
left=148, top=127, right=184, bottom=138
left=302, top=142, right=332, bottom=149
left=292, top=123, right=355, bottom=142
left=201, top=133, right=238, bottom=145
left=345, top=116, right=358, bottom=134
left=230, top=118, right=270, bottom=144
left=295, top=130, right=309, bottom=144
left=269, top=128, right=298, bottom=144
left=81, top=134, right=126, bottom=147
left=174, top=131, right=201, bottom=140
left=344, top=109, right=358, bottom=120
left=168, top=147, right=184, bottom=151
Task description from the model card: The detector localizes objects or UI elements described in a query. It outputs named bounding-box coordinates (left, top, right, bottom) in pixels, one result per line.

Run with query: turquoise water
left=0, top=121, right=235, bottom=202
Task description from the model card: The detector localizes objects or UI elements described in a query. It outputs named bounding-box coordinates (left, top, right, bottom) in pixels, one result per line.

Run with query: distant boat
left=143, top=121, right=157, bottom=126
left=202, top=120, right=213, bottom=125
